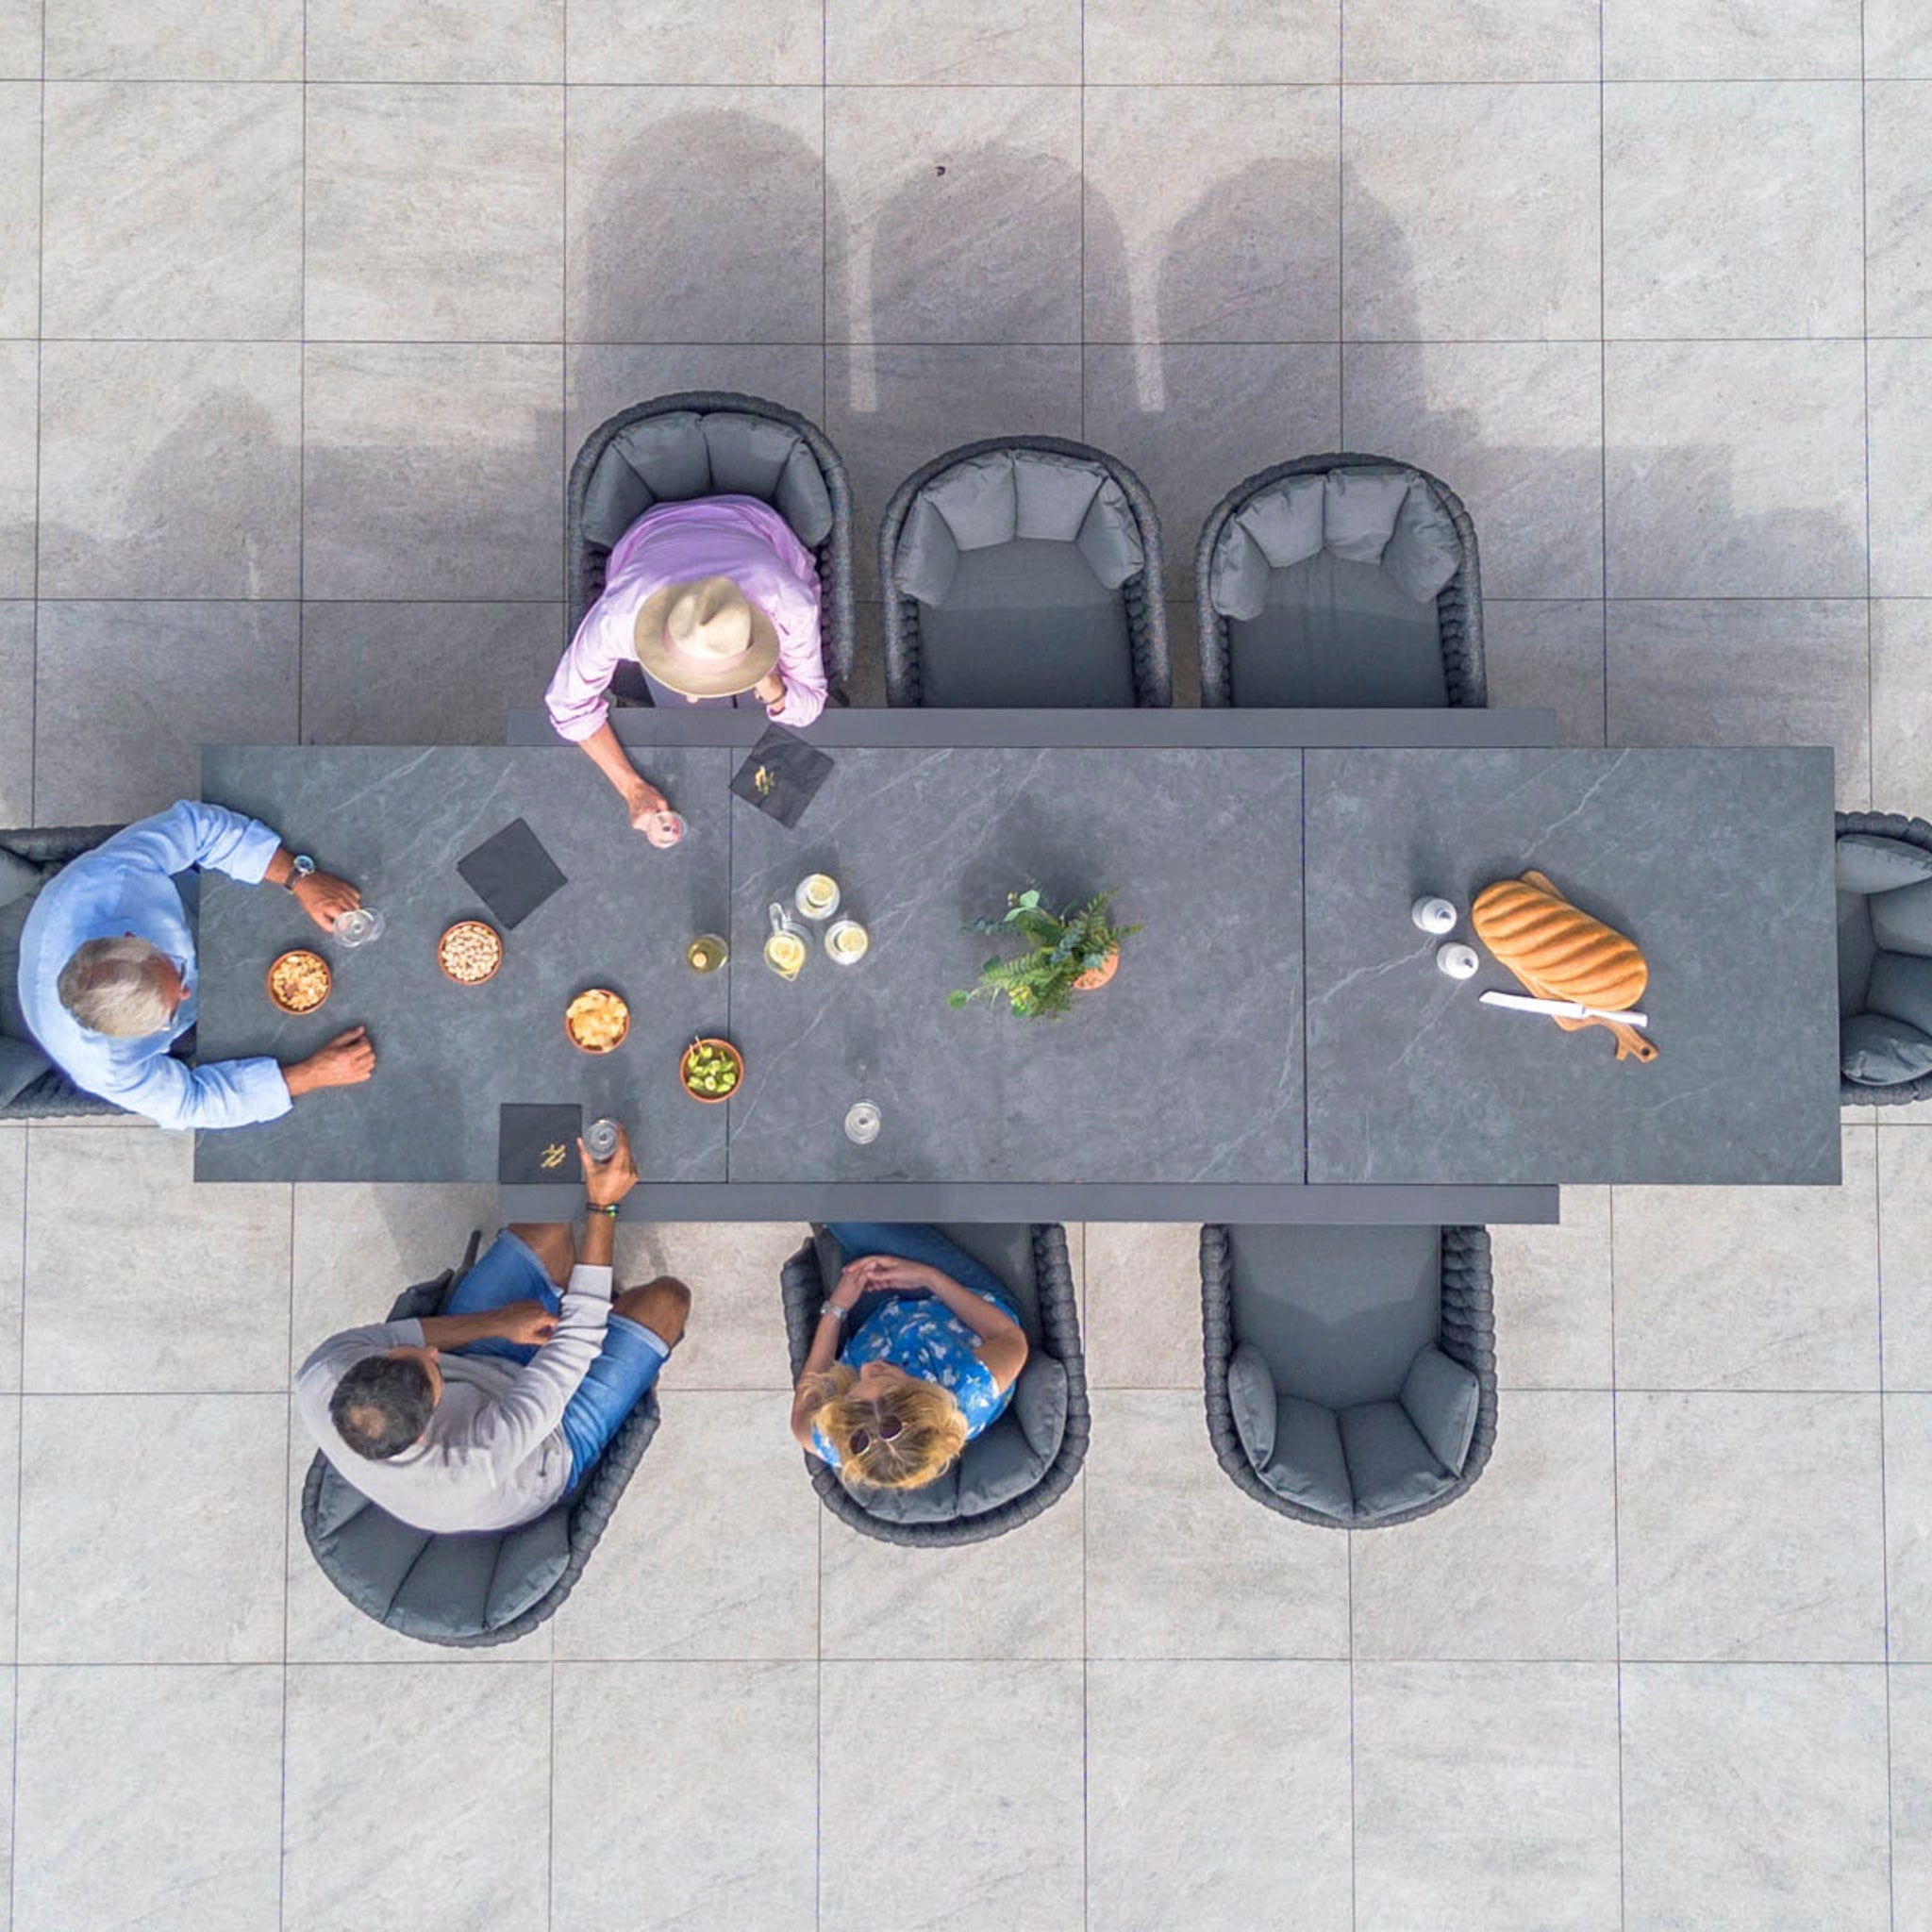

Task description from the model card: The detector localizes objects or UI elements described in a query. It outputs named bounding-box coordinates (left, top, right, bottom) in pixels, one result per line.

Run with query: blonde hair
left=58, top=936, right=172, bottom=1037
left=804, top=1364, right=970, bottom=1491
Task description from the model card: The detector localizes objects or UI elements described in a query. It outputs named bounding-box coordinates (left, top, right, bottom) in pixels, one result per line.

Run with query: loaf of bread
left=1471, top=870, right=1657, bottom=1062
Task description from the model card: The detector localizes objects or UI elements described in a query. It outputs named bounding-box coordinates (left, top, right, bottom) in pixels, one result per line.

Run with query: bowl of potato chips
left=267, top=949, right=331, bottom=1015
left=565, top=987, right=630, bottom=1054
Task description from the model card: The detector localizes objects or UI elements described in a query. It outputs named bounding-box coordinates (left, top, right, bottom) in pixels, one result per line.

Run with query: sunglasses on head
left=848, top=1414, right=905, bottom=1456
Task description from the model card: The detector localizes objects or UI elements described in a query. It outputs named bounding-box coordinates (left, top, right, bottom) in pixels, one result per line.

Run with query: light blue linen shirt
left=17, top=801, right=292, bottom=1130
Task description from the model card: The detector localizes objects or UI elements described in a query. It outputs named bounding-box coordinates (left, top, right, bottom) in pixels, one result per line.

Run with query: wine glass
left=333, top=907, right=385, bottom=948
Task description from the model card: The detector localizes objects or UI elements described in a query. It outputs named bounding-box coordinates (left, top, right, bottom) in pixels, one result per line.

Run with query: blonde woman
left=789, top=1223, right=1029, bottom=1491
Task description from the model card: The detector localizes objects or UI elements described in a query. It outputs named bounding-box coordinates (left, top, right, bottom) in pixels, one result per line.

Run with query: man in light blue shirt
left=17, top=799, right=377, bottom=1130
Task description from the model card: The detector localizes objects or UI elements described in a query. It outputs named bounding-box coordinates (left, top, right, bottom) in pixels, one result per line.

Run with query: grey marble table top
left=1302, top=747, right=1840, bottom=1187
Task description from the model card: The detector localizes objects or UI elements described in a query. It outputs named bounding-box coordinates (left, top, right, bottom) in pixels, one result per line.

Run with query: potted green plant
left=947, top=887, right=1141, bottom=1019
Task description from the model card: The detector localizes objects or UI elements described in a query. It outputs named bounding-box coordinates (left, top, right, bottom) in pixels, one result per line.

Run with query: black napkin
left=457, top=819, right=567, bottom=930
left=730, top=725, right=835, bottom=830
left=498, top=1104, right=583, bottom=1187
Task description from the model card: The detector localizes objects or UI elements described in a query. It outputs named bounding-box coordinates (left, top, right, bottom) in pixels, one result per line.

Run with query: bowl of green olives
left=679, top=1036, right=743, bottom=1104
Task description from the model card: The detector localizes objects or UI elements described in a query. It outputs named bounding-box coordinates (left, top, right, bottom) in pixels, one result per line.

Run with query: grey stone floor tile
left=566, top=86, right=824, bottom=344
left=1869, top=0, right=1932, bottom=76
left=1082, top=83, right=1339, bottom=345
left=1482, top=602, right=1607, bottom=748
left=1088, top=1660, right=1352, bottom=1932
left=1342, top=84, right=1600, bottom=341
left=1083, top=342, right=1341, bottom=604
left=1353, top=1661, right=1622, bottom=1932
left=0, top=0, right=37, bottom=77
left=1889, top=1394, right=1932, bottom=1659
left=0, top=1397, right=16, bottom=1655
left=18, top=1392, right=287, bottom=1661
left=1895, top=1666, right=1932, bottom=1932
left=552, top=1660, right=818, bottom=1932
left=25, top=1126, right=291, bottom=1393
left=1606, top=597, right=1872, bottom=809
left=1880, top=1124, right=1932, bottom=1389
left=12, top=1665, right=283, bottom=1932
left=1341, top=0, right=1599, bottom=81
left=42, top=82, right=302, bottom=340
left=0, top=81, right=38, bottom=338
left=564, top=344, right=827, bottom=469
left=1351, top=1391, right=1619, bottom=1660
left=302, top=341, right=564, bottom=600
left=821, top=1659, right=1085, bottom=1931
left=1491, top=1184, right=1613, bottom=1387
left=1605, top=80, right=1862, bottom=341
left=827, top=85, right=1083, bottom=345
left=306, top=0, right=565, bottom=82
left=827, top=0, right=1080, bottom=83
left=0, top=345, right=31, bottom=600
left=1872, top=340, right=1932, bottom=598
left=1083, top=0, right=1339, bottom=84
left=826, top=341, right=1083, bottom=569
left=551, top=1390, right=819, bottom=1658
left=300, top=601, right=563, bottom=746
left=611, top=1217, right=803, bottom=1391
left=1342, top=341, right=1603, bottom=598
left=1615, top=1391, right=1885, bottom=1661
left=0, top=603, right=30, bottom=824
left=1605, top=340, right=1867, bottom=597
left=1620, top=1662, right=1890, bottom=1931
left=38, top=341, right=303, bottom=600
left=43, top=0, right=302, bottom=78
left=1866, top=82, right=1932, bottom=337
left=1611, top=1126, right=1879, bottom=1391
left=34, top=599, right=299, bottom=824
left=1085, top=1388, right=1351, bottom=1657
left=566, top=0, right=824, bottom=84
left=1865, top=603, right=1932, bottom=809
left=306, top=83, right=565, bottom=341
left=283, top=1663, right=552, bottom=1927
left=820, top=1475, right=1084, bottom=1659
left=1603, top=0, right=1862, bottom=78
left=1083, top=1221, right=1202, bottom=1389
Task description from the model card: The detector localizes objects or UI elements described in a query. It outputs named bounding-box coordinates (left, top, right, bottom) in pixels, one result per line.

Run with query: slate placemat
left=729, top=725, right=835, bottom=830
left=457, top=818, right=568, bottom=929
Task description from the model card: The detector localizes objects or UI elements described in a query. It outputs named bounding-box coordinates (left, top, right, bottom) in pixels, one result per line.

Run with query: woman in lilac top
left=545, top=497, right=826, bottom=840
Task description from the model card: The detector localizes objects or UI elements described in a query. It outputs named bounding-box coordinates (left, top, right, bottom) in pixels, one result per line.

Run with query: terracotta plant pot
left=1073, top=947, right=1120, bottom=992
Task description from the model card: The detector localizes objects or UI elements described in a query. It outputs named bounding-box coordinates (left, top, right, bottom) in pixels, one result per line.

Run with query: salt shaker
left=1411, top=895, right=1458, bottom=936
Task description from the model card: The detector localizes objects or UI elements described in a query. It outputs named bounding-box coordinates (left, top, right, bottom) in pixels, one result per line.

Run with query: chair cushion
left=1323, top=467, right=1411, bottom=563
left=1839, top=891, right=1877, bottom=1016
left=1074, top=478, right=1146, bottom=591
left=1835, top=833, right=1932, bottom=894
left=1008, top=1349, right=1069, bottom=1459
left=0, top=891, right=36, bottom=1041
left=1339, top=1400, right=1457, bottom=1521
left=0, top=847, right=42, bottom=909
left=1209, top=522, right=1272, bottom=623
left=1866, top=950, right=1932, bottom=1040
left=923, top=452, right=1018, bottom=550
left=0, top=1036, right=51, bottom=1107
left=1871, top=878, right=1932, bottom=958
left=1260, top=1393, right=1353, bottom=1519
left=702, top=411, right=800, bottom=503
left=1226, top=1341, right=1278, bottom=1469
left=308, top=1468, right=434, bottom=1623
left=1381, top=476, right=1461, bottom=604
left=1840, top=1010, right=1932, bottom=1087
left=843, top=1461, right=962, bottom=1523
left=1235, top=475, right=1325, bottom=570
left=480, top=1511, right=575, bottom=1627
left=956, top=1368, right=1063, bottom=1517
left=1399, top=1343, right=1481, bottom=1476
left=1228, top=552, right=1450, bottom=708
left=1012, top=450, right=1105, bottom=541
left=894, top=495, right=962, bottom=607
left=917, top=540, right=1137, bottom=708
left=774, top=442, right=836, bottom=547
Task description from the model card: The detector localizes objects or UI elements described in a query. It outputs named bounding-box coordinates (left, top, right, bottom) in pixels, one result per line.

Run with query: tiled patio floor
left=3, top=2, right=1931, bottom=1927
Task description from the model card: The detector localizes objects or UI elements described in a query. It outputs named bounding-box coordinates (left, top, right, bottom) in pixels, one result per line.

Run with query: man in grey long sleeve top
left=296, top=1129, right=689, bottom=1535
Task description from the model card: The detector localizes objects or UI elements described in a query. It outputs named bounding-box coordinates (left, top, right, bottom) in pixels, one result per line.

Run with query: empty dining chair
left=879, top=437, right=1170, bottom=707
left=1834, top=810, right=1932, bottom=1106
left=568, top=390, right=858, bottom=701
left=780, top=1222, right=1091, bottom=1545
left=1200, top=1223, right=1497, bottom=1527
left=1196, top=454, right=1485, bottom=708
left=300, top=1237, right=659, bottom=1646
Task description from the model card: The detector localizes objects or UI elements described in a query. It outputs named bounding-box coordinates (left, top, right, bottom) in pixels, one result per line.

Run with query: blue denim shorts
left=441, top=1229, right=671, bottom=1486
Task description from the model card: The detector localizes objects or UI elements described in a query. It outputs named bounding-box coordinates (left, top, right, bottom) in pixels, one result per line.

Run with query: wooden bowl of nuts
left=437, top=920, right=503, bottom=986
left=564, top=987, right=630, bottom=1055
left=267, top=949, right=331, bottom=1015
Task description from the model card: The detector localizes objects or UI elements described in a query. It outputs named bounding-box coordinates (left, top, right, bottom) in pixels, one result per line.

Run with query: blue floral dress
left=810, top=1292, right=1019, bottom=1468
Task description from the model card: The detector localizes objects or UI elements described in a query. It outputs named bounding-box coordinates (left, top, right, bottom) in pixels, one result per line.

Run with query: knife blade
left=1480, top=990, right=1649, bottom=1028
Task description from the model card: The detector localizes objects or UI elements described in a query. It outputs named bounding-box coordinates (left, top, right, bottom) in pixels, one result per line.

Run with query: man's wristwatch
left=284, top=854, right=316, bottom=891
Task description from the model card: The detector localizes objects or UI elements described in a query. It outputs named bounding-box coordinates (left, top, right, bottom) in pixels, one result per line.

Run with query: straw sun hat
left=632, top=575, right=780, bottom=698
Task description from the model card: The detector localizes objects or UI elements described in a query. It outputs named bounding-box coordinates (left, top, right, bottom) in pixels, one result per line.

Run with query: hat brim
left=632, top=584, right=782, bottom=698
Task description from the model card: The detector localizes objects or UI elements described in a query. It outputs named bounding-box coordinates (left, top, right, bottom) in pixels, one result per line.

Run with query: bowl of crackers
left=267, top=949, right=331, bottom=1015
left=438, top=920, right=503, bottom=986
left=565, top=987, right=630, bottom=1055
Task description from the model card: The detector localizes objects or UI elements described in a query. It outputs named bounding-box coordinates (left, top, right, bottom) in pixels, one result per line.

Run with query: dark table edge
left=496, top=1181, right=1563, bottom=1225
left=501, top=707, right=1562, bottom=750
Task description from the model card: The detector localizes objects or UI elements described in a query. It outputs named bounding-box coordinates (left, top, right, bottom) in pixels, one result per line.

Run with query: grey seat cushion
left=1399, top=1343, right=1481, bottom=1474
left=1835, top=833, right=1932, bottom=895
left=1339, top=1401, right=1457, bottom=1520
left=578, top=408, right=835, bottom=554
left=1871, top=877, right=1932, bottom=957
left=1841, top=1011, right=1932, bottom=1087
left=1866, top=951, right=1932, bottom=1039
left=917, top=541, right=1138, bottom=708
left=1260, top=1394, right=1353, bottom=1519
left=1839, top=891, right=1878, bottom=1016
left=1, top=882, right=42, bottom=1043
left=1228, top=552, right=1450, bottom=708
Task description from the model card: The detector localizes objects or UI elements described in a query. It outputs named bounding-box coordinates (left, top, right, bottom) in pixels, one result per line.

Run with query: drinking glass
left=333, top=907, right=385, bottom=948
left=687, top=933, right=728, bottom=973
left=844, top=1100, right=882, bottom=1145
left=585, top=1117, right=622, bottom=1163
left=824, top=917, right=869, bottom=965
left=763, top=904, right=808, bottom=981
left=794, top=873, right=841, bottom=921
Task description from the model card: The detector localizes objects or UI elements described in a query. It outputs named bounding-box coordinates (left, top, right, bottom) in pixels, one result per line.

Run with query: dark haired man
left=296, top=1128, right=689, bottom=1533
